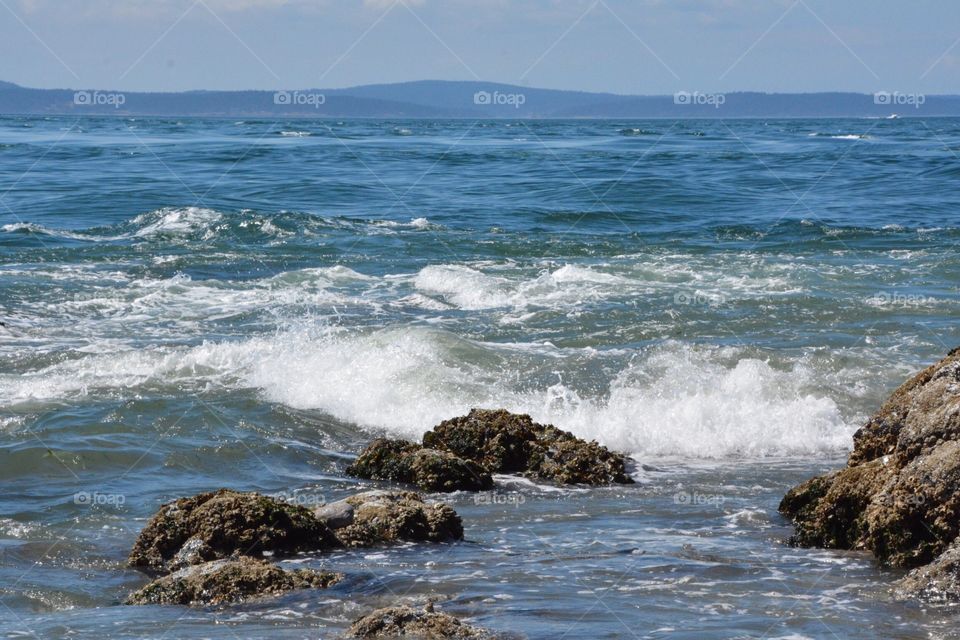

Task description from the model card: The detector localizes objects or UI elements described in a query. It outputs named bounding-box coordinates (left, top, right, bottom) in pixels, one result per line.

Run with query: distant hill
left=1, top=80, right=958, bottom=118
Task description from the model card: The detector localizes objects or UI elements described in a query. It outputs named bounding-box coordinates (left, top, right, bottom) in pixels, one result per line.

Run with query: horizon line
left=2, top=79, right=957, bottom=98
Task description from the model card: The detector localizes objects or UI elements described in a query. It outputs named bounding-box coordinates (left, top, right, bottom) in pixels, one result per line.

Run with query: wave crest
left=1, top=327, right=855, bottom=459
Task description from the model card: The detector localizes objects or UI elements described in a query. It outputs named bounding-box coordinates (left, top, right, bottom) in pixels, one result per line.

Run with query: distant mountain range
left=1, top=80, right=958, bottom=118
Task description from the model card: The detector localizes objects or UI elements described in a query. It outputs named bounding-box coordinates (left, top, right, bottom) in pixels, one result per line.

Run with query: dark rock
left=320, top=490, right=463, bottom=548
left=424, top=409, right=538, bottom=473
left=347, top=439, right=422, bottom=484
left=889, top=358, right=960, bottom=465
left=348, top=604, right=489, bottom=639
left=781, top=459, right=893, bottom=550
left=896, top=538, right=960, bottom=603
left=848, top=349, right=960, bottom=468
left=864, top=440, right=960, bottom=567
left=348, top=410, right=634, bottom=491
left=781, top=349, right=960, bottom=577
left=128, top=489, right=339, bottom=574
left=409, top=448, right=495, bottom=492
left=779, top=473, right=834, bottom=523
left=347, top=438, right=493, bottom=493
left=424, top=408, right=634, bottom=486
left=125, top=556, right=341, bottom=606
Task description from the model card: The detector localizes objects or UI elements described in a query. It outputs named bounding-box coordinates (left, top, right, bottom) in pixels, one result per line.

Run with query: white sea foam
left=2, top=208, right=227, bottom=243
left=373, top=217, right=433, bottom=230
left=414, top=264, right=513, bottom=309
left=413, top=263, right=639, bottom=311
left=808, top=133, right=869, bottom=140
left=0, top=222, right=93, bottom=241
left=131, top=207, right=223, bottom=238
left=411, top=259, right=800, bottom=314
left=549, top=264, right=626, bottom=284
left=0, top=327, right=857, bottom=459
left=1, top=249, right=905, bottom=460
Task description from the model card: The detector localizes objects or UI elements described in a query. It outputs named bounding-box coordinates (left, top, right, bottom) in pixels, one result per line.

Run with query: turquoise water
left=0, top=116, right=959, bottom=638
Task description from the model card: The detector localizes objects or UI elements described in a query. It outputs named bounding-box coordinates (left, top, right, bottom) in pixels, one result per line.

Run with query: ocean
left=1, top=115, right=958, bottom=638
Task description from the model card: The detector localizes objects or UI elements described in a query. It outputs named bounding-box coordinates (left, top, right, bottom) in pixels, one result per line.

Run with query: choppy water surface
left=1, top=116, right=959, bottom=638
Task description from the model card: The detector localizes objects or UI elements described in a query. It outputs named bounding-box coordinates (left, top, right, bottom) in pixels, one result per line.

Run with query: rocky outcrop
left=125, top=488, right=467, bottom=607
left=349, top=409, right=633, bottom=491
left=125, top=557, right=342, bottom=606
left=780, top=458, right=893, bottom=550
left=426, top=409, right=633, bottom=485
left=864, top=440, right=960, bottom=568
left=348, top=603, right=489, bottom=639
left=896, top=537, right=960, bottom=603
left=315, top=490, right=463, bottom=548
left=130, top=487, right=464, bottom=567
left=347, top=439, right=494, bottom=492
left=780, top=349, right=960, bottom=600
left=849, top=346, right=960, bottom=467
left=128, top=489, right=340, bottom=574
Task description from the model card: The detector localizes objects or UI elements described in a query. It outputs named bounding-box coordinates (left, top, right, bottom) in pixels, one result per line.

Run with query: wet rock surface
left=130, top=487, right=464, bottom=571
left=125, top=557, right=342, bottom=606
left=425, top=409, right=633, bottom=485
left=128, top=489, right=340, bottom=574
left=348, top=604, right=490, bottom=639
left=349, top=409, right=633, bottom=490
left=781, top=459, right=893, bottom=550
left=896, top=538, right=960, bottom=603
left=781, top=349, right=960, bottom=600
left=317, top=490, right=464, bottom=548
left=125, top=488, right=465, bottom=606
left=347, top=439, right=494, bottom=492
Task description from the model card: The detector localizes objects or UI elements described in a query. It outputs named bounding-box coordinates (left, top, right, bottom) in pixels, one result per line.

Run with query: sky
left=1, top=0, right=958, bottom=95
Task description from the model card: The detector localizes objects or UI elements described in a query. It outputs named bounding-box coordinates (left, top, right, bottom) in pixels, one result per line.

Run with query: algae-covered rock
left=864, top=440, right=960, bottom=568
left=409, top=448, right=495, bottom=492
left=781, top=459, right=893, bottom=550
left=424, top=409, right=539, bottom=473
left=896, top=538, right=960, bottom=603
left=848, top=348, right=960, bottom=468
left=424, top=409, right=634, bottom=486
left=781, top=348, right=960, bottom=583
left=128, top=489, right=339, bottom=574
left=347, top=439, right=423, bottom=484
left=348, top=603, right=489, bottom=639
left=125, top=556, right=341, bottom=606
left=349, top=410, right=633, bottom=491
left=347, top=438, right=493, bottom=493
left=319, top=490, right=463, bottom=548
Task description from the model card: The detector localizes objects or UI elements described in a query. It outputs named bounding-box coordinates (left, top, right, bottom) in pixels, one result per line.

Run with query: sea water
left=0, top=116, right=958, bottom=638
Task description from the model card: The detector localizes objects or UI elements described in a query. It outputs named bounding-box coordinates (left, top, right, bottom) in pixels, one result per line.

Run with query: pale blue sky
left=2, top=0, right=958, bottom=94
